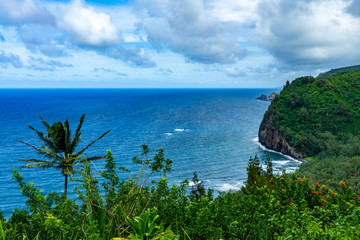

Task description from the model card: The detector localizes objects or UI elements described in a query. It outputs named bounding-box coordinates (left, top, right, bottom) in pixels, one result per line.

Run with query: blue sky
left=0, top=0, right=360, bottom=88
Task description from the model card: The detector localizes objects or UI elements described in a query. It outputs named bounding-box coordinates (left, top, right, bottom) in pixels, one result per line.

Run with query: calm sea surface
left=0, top=89, right=300, bottom=217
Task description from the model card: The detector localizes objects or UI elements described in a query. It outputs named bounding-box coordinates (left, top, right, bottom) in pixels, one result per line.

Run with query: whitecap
left=252, top=137, right=301, bottom=162
left=271, top=166, right=299, bottom=175
left=272, top=160, right=290, bottom=165
left=284, top=168, right=299, bottom=173
left=217, top=182, right=244, bottom=192
left=164, top=133, right=173, bottom=136
left=174, top=128, right=187, bottom=132
left=188, top=181, right=201, bottom=187
left=286, top=166, right=299, bottom=171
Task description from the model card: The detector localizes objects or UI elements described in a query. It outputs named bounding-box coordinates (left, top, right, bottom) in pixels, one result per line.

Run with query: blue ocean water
left=0, top=89, right=300, bottom=217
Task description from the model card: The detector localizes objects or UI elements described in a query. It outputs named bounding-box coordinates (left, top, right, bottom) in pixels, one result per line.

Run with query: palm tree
left=14, top=114, right=110, bottom=197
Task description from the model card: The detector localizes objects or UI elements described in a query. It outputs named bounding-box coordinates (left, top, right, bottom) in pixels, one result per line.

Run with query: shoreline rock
left=257, top=92, right=279, bottom=101
left=258, top=118, right=307, bottom=163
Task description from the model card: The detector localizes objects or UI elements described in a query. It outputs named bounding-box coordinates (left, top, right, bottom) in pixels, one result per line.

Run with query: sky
left=0, top=0, right=360, bottom=88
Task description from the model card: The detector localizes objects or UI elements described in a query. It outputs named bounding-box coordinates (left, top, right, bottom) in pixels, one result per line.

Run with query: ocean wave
left=174, top=128, right=188, bottom=132
left=188, top=181, right=201, bottom=187
left=272, top=160, right=290, bottom=165
left=261, top=164, right=267, bottom=171
left=216, top=182, right=244, bottom=192
left=286, top=166, right=299, bottom=171
left=284, top=167, right=299, bottom=173
left=252, top=137, right=301, bottom=162
left=164, top=133, right=173, bottom=136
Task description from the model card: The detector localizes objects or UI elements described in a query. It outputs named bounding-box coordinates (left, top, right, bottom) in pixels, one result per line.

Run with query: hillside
left=259, top=68, right=360, bottom=158
left=317, top=64, right=360, bottom=78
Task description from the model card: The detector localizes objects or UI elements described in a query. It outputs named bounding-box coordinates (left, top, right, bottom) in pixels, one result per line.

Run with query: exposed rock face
left=257, top=94, right=269, bottom=101
left=257, top=92, right=279, bottom=101
left=259, top=118, right=306, bottom=162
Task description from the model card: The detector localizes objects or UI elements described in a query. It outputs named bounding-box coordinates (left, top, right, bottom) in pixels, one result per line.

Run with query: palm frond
left=19, top=161, right=56, bottom=169
left=15, top=158, right=51, bottom=163
left=15, top=139, right=47, bottom=153
left=64, top=120, right=71, bottom=155
left=70, top=114, right=85, bottom=153
left=27, top=125, right=57, bottom=152
left=14, top=140, right=62, bottom=161
left=41, top=146, right=63, bottom=161
left=39, top=116, right=50, bottom=130
left=74, top=129, right=111, bottom=157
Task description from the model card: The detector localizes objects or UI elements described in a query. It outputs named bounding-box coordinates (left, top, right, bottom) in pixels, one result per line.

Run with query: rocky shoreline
left=258, top=118, right=307, bottom=162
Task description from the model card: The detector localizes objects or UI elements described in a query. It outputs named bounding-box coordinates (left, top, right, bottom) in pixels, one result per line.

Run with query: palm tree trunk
left=64, top=174, right=68, bottom=197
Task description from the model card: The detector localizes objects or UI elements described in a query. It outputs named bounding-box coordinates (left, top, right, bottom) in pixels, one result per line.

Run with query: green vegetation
left=263, top=70, right=360, bottom=157
left=297, top=135, right=360, bottom=193
left=14, top=115, right=110, bottom=197
left=317, top=64, right=360, bottom=78
left=1, top=144, right=360, bottom=239
left=262, top=67, right=360, bottom=193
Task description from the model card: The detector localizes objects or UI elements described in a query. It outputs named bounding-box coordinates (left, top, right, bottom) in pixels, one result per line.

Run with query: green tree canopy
left=14, top=114, right=110, bottom=197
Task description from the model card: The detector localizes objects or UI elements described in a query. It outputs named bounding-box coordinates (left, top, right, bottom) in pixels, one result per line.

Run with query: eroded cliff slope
left=259, top=118, right=304, bottom=160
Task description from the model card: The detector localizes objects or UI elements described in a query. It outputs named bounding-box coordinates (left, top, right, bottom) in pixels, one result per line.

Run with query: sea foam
left=252, top=137, right=301, bottom=162
left=174, top=128, right=187, bottom=132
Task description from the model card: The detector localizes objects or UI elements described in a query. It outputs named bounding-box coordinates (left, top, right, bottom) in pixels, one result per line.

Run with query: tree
left=190, top=172, right=206, bottom=201
left=265, top=154, right=273, bottom=176
left=246, top=155, right=262, bottom=187
left=14, top=114, right=110, bottom=197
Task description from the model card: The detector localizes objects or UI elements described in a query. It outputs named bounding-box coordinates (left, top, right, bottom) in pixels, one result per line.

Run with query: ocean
left=0, top=89, right=300, bottom=217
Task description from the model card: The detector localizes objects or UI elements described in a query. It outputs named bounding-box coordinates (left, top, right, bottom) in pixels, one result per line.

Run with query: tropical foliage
left=297, top=133, right=360, bottom=193
left=14, top=114, right=110, bottom=196
left=1, top=148, right=360, bottom=239
left=262, top=69, right=360, bottom=157
left=261, top=68, right=360, bottom=193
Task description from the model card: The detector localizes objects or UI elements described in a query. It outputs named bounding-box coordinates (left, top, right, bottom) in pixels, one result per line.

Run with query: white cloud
left=93, top=67, right=128, bottom=76
left=57, top=0, right=119, bottom=46
left=255, top=0, right=360, bottom=68
left=224, top=67, right=246, bottom=77
left=137, top=0, right=245, bottom=64
left=2, top=0, right=360, bottom=87
left=0, top=0, right=54, bottom=25
left=19, top=25, right=69, bottom=57
left=28, top=56, right=73, bottom=71
left=0, top=51, right=23, bottom=68
left=208, top=0, right=259, bottom=27
left=104, top=46, right=156, bottom=68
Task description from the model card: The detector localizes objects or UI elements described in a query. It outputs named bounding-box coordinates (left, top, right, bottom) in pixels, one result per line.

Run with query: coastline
left=253, top=137, right=306, bottom=163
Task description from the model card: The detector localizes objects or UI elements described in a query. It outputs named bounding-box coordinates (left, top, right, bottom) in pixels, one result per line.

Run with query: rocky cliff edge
left=258, top=118, right=306, bottom=162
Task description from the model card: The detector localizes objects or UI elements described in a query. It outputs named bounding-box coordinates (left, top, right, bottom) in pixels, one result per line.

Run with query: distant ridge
left=317, top=64, right=360, bottom=78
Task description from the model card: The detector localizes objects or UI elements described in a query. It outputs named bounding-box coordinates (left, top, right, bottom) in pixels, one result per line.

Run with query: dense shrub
left=1, top=152, right=360, bottom=239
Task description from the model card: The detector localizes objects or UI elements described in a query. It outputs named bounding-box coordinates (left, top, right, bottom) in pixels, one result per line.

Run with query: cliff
left=258, top=68, right=360, bottom=159
left=258, top=118, right=305, bottom=161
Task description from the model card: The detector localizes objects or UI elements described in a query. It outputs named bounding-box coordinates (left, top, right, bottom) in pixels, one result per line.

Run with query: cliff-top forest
left=262, top=67, right=360, bottom=193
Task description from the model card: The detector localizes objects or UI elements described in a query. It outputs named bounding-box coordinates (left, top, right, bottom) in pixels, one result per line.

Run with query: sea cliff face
left=258, top=118, right=305, bottom=161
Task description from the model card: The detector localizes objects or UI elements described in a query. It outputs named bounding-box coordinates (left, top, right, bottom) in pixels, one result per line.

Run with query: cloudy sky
left=0, top=0, right=359, bottom=88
